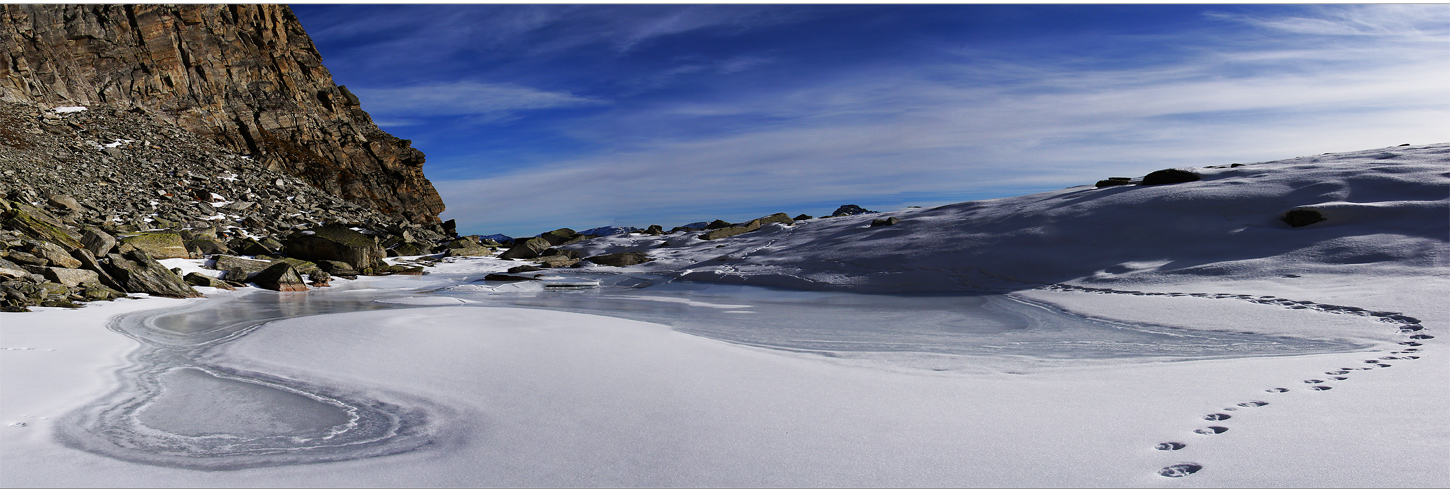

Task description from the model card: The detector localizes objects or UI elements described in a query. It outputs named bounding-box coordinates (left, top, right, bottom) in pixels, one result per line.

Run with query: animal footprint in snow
left=1309, top=386, right=1332, bottom=391
left=1194, top=426, right=1229, bottom=435
left=1330, top=376, right=1347, bottom=380
left=1203, top=413, right=1231, bottom=421
left=1304, top=379, right=1324, bottom=384
left=1326, top=370, right=1349, bottom=375
left=1158, top=463, right=1203, bottom=477
left=1409, top=334, right=1434, bottom=340
left=1237, top=401, right=1269, bottom=408
left=1266, top=388, right=1289, bottom=393
left=1156, top=442, right=1186, bottom=451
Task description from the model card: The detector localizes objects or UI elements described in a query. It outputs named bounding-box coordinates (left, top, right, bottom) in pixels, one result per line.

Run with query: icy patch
left=52, top=106, right=88, bottom=113
left=373, top=296, right=471, bottom=306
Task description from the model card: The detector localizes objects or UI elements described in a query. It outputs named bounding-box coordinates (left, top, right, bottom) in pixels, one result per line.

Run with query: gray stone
left=870, top=216, right=900, bottom=227
left=251, top=262, right=308, bottom=291
left=830, top=204, right=876, bottom=217
left=30, top=241, right=81, bottom=268
left=283, top=225, right=386, bottom=271
left=499, top=236, right=553, bottom=260
left=119, top=232, right=189, bottom=259
left=42, top=267, right=100, bottom=287
left=103, top=249, right=201, bottom=298
left=212, top=255, right=273, bottom=273
left=183, top=271, right=235, bottom=290
left=699, top=219, right=761, bottom=240
left=533, top=255, right=578, bottom=268
left=46, top=193, right=81, bottom=212
left=81, top=227, right=117, bottom=257
left=586, top=251, right=652, bottom=267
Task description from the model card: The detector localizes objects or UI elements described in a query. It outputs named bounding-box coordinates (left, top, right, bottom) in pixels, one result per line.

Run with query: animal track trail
left=1039, top=283, right=1431, bottom=479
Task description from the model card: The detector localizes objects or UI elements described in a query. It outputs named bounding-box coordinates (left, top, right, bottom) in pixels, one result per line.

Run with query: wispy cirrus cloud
left=351, top=81, right=608, bottom=123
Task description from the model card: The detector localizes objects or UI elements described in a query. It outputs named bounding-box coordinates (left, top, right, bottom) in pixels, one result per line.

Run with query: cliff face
left=0, top=4, right=444, bottom=224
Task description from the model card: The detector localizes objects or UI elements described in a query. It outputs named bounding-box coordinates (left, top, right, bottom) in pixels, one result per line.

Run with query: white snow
left=1, top=143, right=1446, bottom=487
left=51, top=106, right=87, bottom=114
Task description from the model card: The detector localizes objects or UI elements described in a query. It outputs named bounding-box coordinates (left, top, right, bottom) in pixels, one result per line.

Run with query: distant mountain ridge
left=0, top=4, right=444, bottom=224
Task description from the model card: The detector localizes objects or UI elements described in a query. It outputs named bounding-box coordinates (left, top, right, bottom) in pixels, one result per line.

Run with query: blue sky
left=290, top=4, right=1450, bottom=237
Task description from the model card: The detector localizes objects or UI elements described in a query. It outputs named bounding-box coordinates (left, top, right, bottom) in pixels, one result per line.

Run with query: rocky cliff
left=0, top=4, right=444, bottom=224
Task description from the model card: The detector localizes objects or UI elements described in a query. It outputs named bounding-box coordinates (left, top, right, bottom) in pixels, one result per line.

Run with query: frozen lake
left=50, top=272, right=1369, bottom=472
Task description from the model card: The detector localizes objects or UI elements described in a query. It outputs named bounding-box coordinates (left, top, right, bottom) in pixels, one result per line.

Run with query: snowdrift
left=565, top=143, right=1450, bottom=291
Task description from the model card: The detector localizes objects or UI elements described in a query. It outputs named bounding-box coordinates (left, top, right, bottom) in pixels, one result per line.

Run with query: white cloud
left=435, top=5, right=1450, bottom=235
left=352, top=81, right=608, bottom=121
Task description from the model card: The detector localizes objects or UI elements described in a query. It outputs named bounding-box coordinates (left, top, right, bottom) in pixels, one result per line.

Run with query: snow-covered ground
left=1, top=143, right=1446, bottom=486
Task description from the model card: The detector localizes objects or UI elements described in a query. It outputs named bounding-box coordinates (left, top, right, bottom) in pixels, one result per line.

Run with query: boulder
left=80, top=227, right=117, bottom=257
left=0, top=257, right=29, bottom=279
left=232, top=237, right=276, bottom=256
left=80, top=284, right=126, bottom=301
left=251, top=262, right=308, bottom=291
left=442, top=219, right=458, bottom=238
left=643, top=225, right=665, bottom=235
left=534, top=255, right=579, bottom=268
left=539, top=228, right=578, bottom=246
left=183, top=272, right=235, bottom=290
left=793, top=214, right=813, bottom=221
left=870, top=216, right=900, bottom=227
left=5, top=250, right=47, bottom=266
left=1282, top=208, right=1326, bottom=227
left=274, top=257, right=322, bottom=276
left=103, top=249, right=201, bottom=298
left=1095, top=177, right=1132, bottom=188
left=699, top=219, right=761, bottom=240
left=1141, top=169, right=1200, bottom=186
left=507, top=265, right=542, bottom=274
left=46, top=194, right=82, bottom=212
left=212, top=255, right=273, bottom=273
left=757, top=212, right=794, bottom=226
left=586, top=251, right=652, bottom=267
left=317, top=260, right=360, bottom=277
left=443, top=238, right=491, bottom=257
left=705, top=219, right=733, bottom=229
left=31, top=242, right=80, bottom=268
left=68, top=247, right=126, bottom=292
left=3, top=207, right=82, bottom=250
left=120, top=232, right=189, bottom=259
left=830, top=204, right=877, bottom=217
left=42, top=267, right=99, bottom=287
left=499, top=237, right=553, bottom=260
left=186, top=237, right=231, bottom=255
left=283, top=225, right=386, bottom=271
left=308, top=270, right=331, bottom=287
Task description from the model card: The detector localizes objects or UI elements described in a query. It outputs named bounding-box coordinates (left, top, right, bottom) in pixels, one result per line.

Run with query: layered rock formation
left=0, top=4, right=444, bottom=224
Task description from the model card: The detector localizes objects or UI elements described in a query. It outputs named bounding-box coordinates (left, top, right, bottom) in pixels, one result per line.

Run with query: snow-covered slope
left=564, top=143, right=1449, bottom=292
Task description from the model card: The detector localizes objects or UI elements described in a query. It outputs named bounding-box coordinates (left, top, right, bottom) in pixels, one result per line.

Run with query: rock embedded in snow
left=499, top=237, right=553, bottom=260
left=830, top=204, right=878, bottom=216
left=1281, top=208, right=1326, bottom=228
left=1140, top=168, right=1200, bottom=186
left=1095, top=177, right=1133, bottom=188
left=586, top=251, right=652, bottom=267
left=870, top=217, right=900, bottom=227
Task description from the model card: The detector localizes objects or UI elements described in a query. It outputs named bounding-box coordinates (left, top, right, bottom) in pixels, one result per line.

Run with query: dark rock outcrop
left=831, top=204, right=877, bottom=217
left=1141, top=169, right=1200, bottom=186
left=1282, top=208, right=1326, bottom=227
left=870, top=217, right=899, bottom=227
left=586, top=251, right=652, bottom=267
left=0, top=4, right=445, bottom=224
left=1095, top=177, right=1132, bottom=188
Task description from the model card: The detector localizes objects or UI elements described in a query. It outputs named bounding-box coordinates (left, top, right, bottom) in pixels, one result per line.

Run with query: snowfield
left=1, top=143, right=1446, bottom=487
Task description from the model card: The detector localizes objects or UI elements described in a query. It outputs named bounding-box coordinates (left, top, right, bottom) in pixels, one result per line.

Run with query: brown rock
left=0, top=5, right=445, bottom=224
